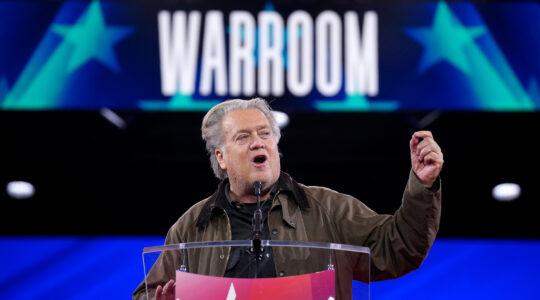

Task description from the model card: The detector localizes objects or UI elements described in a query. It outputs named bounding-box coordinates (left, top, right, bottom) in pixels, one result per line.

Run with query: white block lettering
left=229, top=11, right=256, bottom=96
left=258, top=12, right=284, bottom=96
left=315, top=11, right=342, bottom=97
left=158, top=11, right=201, bottom=96
left=345, top=11, right=378, bottom=96
left=287, top=10, right=314, bottom=97
left=200, top=11, right=228, bottom=96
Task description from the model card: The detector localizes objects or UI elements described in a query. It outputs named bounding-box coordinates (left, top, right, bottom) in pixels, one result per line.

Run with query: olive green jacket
left=133, top=170, right=441, bottom=299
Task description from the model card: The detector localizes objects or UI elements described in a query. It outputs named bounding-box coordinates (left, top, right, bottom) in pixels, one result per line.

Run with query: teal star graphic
left=404, top=2, right=486, bottom=75
left=51, top=1, right=134, bottom=73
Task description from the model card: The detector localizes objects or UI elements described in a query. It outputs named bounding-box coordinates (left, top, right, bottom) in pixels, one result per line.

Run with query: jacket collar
left=196, top=171, right=310, bottom=229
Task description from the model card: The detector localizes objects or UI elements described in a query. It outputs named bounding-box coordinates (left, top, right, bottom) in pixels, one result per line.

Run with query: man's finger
left=410, top=136, right=416, bottom=153
left=155, top=285, right=163, bottom=300
left=416, top=138, right=441, bottom=156
left=410, top=134, right=422, bottom=152
left=413, top=131, right=433, bottom=139
left=419, top=144, right=442, bottom=161
left=410, top=131, right=433, bottom=152
left=423, top=151, right=444, bottom=167
left=163, top=280, right=174, bottom=295
left=416, top=136, right=435, bottom=148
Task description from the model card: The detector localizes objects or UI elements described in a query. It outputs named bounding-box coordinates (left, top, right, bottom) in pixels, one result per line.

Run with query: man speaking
left=133, top=98, right=443, bottom=299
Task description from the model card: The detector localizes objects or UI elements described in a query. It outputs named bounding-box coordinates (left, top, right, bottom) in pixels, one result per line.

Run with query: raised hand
left=410, top=131, right=444, bottom=188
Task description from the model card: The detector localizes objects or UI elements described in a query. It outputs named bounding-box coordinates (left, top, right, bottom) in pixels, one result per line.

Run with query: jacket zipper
left=221, top=209, right=232, bottom=276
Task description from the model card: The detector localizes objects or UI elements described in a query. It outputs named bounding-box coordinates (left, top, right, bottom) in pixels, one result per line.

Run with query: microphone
left=253, top=181, right=262, bottom=197
left=251, top=181, right=264, bottom=264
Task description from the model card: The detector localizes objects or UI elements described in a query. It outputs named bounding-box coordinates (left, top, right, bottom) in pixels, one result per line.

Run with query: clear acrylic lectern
left=140, top=240, right=370, bottom=300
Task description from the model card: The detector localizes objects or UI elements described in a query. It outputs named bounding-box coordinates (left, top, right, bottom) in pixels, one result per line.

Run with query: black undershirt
left=223, top=185, right=277, bottom=278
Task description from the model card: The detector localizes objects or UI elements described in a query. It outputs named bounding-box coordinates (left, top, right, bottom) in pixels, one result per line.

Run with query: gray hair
left=201, top=98, right=281, bottom=179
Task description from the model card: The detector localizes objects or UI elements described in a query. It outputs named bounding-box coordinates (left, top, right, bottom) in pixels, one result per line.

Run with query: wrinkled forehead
left=221, top=108, right=271, bottom=135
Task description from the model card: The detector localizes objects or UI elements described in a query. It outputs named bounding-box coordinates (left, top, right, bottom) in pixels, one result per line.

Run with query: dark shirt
left=223, top=184, right=277, bottom=278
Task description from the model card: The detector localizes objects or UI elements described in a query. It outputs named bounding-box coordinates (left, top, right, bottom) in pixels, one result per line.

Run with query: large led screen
left=1, top=0, right=539, bottom=111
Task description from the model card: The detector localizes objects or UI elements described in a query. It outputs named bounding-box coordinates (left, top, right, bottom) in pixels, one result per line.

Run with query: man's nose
left=249, top=135, right=265, bottom=150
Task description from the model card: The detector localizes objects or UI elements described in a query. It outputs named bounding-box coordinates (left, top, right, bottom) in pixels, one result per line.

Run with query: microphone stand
left=250, top=181, right=264, bottom=278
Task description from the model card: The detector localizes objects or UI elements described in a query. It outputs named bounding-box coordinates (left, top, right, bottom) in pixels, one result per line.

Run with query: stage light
left=6, top=181, right=35, bottom=199
left=100, top=108, right=127, bottom=129
left=272, top=111, right=289, bottom=129
left=492, top=183, right=521, bottom=202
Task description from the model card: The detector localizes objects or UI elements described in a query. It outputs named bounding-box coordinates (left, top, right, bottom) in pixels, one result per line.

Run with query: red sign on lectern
left=175, top=270, right=335, bottom=300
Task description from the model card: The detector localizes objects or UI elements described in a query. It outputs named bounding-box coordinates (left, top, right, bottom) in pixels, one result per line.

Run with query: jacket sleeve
left=132, top=224, right=184, bottom=300
left=332, top=169, right=441, bottom=281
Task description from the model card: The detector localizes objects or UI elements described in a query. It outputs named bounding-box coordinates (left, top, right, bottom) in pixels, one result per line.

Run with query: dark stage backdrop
left=1, top=111, right=539, bottom=238
left=1, top=0, right=539, bottom=238
left=2, top=0, right=540, bottom=298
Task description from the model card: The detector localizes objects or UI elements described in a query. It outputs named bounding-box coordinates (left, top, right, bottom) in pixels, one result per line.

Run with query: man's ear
left=215, top=149, right=227, bottom=170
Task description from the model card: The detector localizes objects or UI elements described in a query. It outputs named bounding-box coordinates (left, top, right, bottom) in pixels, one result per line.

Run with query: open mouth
left=253, top=155, right=267, bottom=165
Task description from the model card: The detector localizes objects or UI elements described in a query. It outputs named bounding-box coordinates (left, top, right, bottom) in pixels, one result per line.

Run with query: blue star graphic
left=52, top=1, right=134, bottom=73
left=404, top=2, right=486, bottom=75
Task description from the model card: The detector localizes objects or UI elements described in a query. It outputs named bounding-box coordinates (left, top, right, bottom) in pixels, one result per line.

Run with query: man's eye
left=236, top=135, right=248, bottom=142
left=260, top=131, right=271, bottom=137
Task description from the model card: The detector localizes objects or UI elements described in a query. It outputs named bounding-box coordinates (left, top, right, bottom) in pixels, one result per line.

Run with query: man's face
left=215, top=108, right=281, bottom=194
